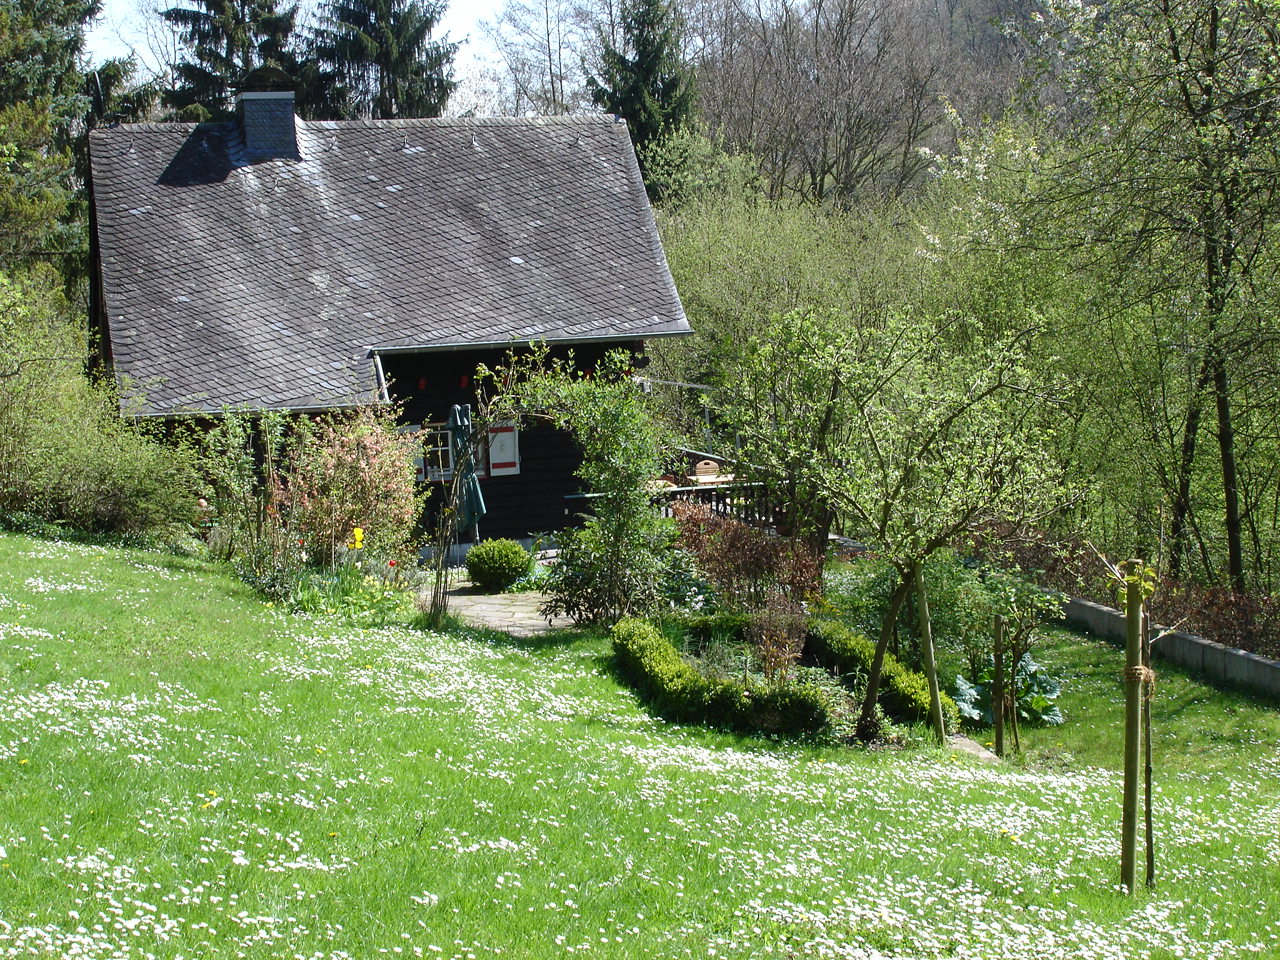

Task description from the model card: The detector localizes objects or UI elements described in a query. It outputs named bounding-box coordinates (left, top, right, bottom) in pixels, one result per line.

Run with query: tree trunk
left=1168, top=355, right=1213, bottom=580
left=855, top=571, right=912, bottom=741
left=914, top=560, right=947, bottom=744
left=1212, top=348, right=1246, bottom=593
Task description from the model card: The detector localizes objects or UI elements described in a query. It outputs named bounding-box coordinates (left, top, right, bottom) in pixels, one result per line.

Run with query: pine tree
left=313, top=0, right=457, bottom=119
left=0, top=0, right=97, bottom=268
left=161, top=0, right=299, bottom=119
left=586, top=0, right=692, bottom=188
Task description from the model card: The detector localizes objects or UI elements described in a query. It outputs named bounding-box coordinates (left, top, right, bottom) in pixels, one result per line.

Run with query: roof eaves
left=367, top=329, right=692, bottom=356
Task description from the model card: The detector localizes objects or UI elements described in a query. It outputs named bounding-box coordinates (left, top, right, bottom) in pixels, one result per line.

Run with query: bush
left=808, top=619, right=961, bottom=733
left=673, top=502, right=821, bottom=612
left=681, top=611, right=752, bottom=646
left=190, top=405, right=423, bottom=598
left=611, top=618, right=832, bottom=737
left=466, top=538, right=531, bottom=592
left=281, top=406, right=422, bottom=566
left=0, top=269, right=195, bottom=538
left=541, top=519, right=674, bottom=625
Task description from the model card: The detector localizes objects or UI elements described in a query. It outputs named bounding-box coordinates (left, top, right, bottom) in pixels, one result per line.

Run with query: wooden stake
left=914, top=560, right=947, bottom=745
left=1121, top=560, right=1143, bottom=893
left=1143, top=608, right=1156, bottom=887
left=993, top=613, right=1005, bottom=759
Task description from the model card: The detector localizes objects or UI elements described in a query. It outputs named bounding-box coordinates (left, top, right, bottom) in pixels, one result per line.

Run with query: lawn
left=0, top=529, right=1277, bottom=959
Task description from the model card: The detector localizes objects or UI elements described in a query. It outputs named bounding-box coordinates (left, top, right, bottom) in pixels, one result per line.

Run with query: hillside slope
left=0, top=531, right=1277, bottom=958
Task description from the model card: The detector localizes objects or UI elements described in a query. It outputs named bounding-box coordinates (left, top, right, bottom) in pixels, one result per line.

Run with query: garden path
left=447, top=583, right=574, bottom=637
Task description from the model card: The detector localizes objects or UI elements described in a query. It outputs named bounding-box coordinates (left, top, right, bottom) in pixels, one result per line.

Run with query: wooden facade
left=380, top=342, right=639, bottom=543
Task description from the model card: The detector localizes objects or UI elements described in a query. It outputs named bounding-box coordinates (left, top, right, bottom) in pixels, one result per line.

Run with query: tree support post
left=914, top=560, right=947, bottom=745
left=1121, top=559, right=1144, bottom=892
left=993, top=613, right=1005, bottom=758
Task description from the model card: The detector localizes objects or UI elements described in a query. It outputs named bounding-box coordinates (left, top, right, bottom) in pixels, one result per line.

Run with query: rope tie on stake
left=1123, top=664, right=1158, bottom=698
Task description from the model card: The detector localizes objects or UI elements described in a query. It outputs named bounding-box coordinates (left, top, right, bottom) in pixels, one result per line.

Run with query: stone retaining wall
left=1061, top=597, right=1280, bottom=701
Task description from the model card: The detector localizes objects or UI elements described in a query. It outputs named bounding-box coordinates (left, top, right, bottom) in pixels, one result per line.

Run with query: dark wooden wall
left=380, top=342, right=640, bottom=542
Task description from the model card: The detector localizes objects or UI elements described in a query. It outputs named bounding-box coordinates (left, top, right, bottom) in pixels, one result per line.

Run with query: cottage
left=87, top=73, right=690, bottom=541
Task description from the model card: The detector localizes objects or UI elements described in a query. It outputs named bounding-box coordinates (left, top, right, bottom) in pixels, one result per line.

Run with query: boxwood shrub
left=465, top=538, right=532, bottom=592
left=807, top=619, right=960, bottom=733
left=611, top=618, right=831, bottom=737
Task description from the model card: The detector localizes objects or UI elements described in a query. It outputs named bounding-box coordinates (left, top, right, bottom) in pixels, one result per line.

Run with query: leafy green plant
left=955, top=655, right=1065, bottom=727
left=0, top=270, right=196, bottom=539
left=290, top=561, right=415, bottom=626
left=509, top=350, right=673, bottom=625
left=465, top=538, right=531, bottom=592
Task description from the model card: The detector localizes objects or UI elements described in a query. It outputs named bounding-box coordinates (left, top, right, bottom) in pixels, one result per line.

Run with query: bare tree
left=685, top=0, right=1029, bottom=203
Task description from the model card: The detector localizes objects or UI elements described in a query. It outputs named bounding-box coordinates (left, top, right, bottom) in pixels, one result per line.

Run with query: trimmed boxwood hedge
left=807, top=619, right=960, bottom=733
left=465, top=538, right=531, bottom=592
left=611, top=618, right=831, bottom=737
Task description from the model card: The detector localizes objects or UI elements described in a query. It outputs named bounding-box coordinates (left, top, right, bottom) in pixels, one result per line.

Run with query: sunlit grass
left=1, top=530, right=1277, bottom=959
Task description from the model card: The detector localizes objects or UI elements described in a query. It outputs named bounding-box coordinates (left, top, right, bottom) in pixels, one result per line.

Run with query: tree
left=713, top=307, right=1068, bottom=740
left=313, top=0, right=457, bottom=119
left=482, top=0, right=588, bottom=115
left=1037, top=0, right=1280, bottom=593
left=0, top=0, right=97, bottom=269
left=160, top=0, right=299, bottom=118
left=682, top=0, right=1032, bottom=204
left=587, top=0, right=692, bottom=186
left=512, top=349, right=672, bottom=625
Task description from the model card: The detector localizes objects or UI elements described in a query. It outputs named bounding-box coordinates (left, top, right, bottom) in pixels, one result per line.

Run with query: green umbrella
left=448, top=404, right=486, bottom=533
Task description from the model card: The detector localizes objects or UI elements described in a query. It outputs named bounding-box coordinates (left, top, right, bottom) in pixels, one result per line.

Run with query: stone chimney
left=235, top=66, right=299, bottom=162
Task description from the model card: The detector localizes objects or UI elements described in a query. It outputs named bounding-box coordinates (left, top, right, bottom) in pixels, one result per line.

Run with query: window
left=400, top=422, right=498, bottom=482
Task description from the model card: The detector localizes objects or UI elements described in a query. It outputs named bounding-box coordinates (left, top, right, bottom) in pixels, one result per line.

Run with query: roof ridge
left=91, top=114, right=624, bottom=137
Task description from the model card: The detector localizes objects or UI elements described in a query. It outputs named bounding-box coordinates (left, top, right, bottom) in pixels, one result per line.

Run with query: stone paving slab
left=950, top=734, right=1001, bottom=764
left=445, top=583, right=574, bottom=637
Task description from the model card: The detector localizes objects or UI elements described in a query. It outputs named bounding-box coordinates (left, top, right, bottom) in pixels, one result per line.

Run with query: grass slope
left=0, top=530, right=1277, bottom=959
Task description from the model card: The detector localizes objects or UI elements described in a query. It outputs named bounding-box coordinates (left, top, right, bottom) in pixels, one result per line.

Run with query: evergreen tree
left=161, top=0, right=300, bottom=119
left=313, top=0, right=457, bottom=119
left=586, top=0, right=692, bottom=188
left=0, top=0, right=96, bottom=269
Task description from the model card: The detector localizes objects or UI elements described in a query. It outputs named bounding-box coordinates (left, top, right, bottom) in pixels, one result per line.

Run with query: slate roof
left=89, top=114, right=690, bottom=416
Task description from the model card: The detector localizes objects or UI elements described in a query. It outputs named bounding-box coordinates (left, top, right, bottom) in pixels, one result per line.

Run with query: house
left=87, top=72, right=691, bottom=541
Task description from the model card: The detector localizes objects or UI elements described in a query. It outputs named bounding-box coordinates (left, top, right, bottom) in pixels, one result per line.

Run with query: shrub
left=0, top=269, right=195, bottom=538
left=466, top=538, right=531, bottom=591
left=611, top=618, right=832, bottom=737
left=541, top=519, right=675, bottom=625
left=748, top=595, right=808, bottom=684
left=189, top=404, right=423, bottom=599
left=681, top=611, right=752, bottom=646
left=281, top=406, right=422, bottom=566
left=515, top=350, right=672, bottom=625
left=673, top=502, right=821, bottom=612
left=808, top=619, right=961, bottom=733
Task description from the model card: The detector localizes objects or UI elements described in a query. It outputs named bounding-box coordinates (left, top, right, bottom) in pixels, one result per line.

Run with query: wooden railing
left=566, top=481, right=775, bottom=528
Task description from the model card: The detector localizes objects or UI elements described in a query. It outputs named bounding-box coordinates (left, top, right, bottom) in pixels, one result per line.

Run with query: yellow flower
left=18, top=759, right=28, bottom=766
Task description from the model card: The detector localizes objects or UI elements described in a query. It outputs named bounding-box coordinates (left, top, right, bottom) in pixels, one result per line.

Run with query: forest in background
left=4, top=0, right=1280, bottom=646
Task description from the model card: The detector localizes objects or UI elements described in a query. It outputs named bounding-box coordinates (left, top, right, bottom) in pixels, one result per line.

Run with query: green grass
left=976, top=626, right=1280, bottom=776
left=1, top=529, right=1278, bottom=959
